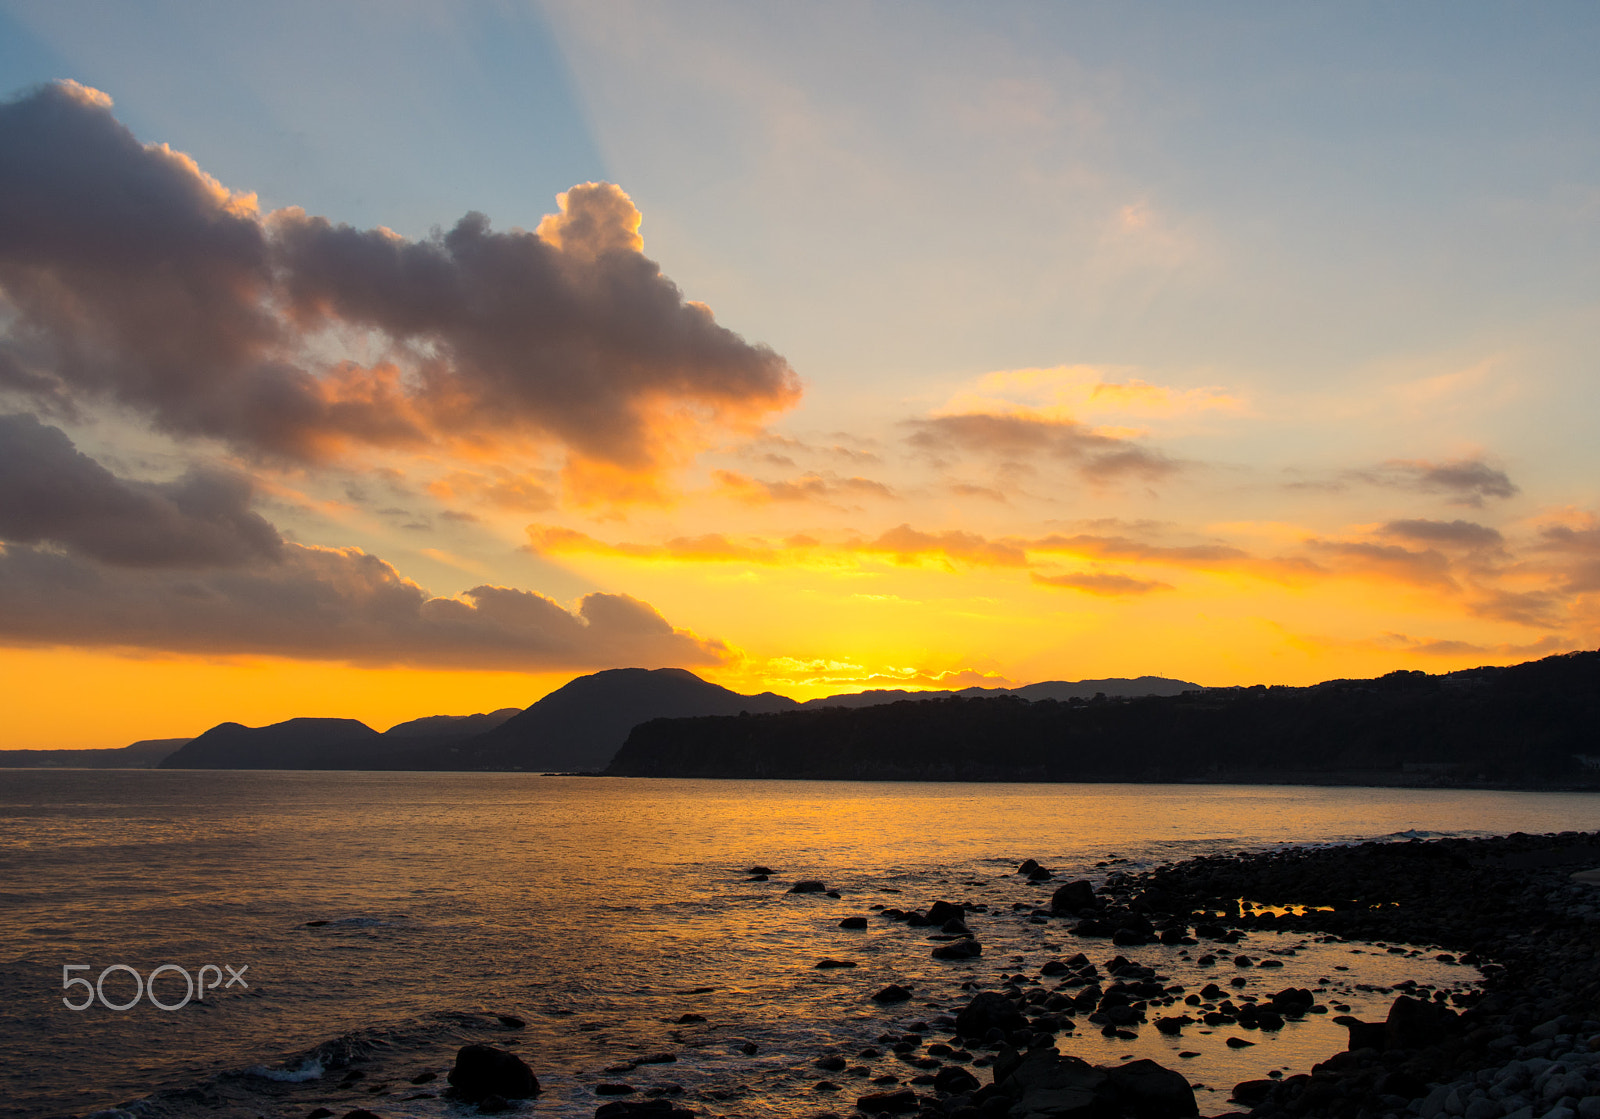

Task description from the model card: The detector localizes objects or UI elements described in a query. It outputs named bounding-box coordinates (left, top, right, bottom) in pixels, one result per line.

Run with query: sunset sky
left=2, top=3, right=1599, bottom=748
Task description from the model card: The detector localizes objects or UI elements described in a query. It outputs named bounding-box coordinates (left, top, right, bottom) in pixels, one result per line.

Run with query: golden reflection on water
left=2, top=773, right=1598, bottom=1117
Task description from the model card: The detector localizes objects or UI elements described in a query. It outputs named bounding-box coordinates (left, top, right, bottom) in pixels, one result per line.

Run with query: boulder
left=447, top=1044, right=540, bottom=1101
left=935, top=1066, right=981, bottom=1094
left=839, top=917, right=869, bottom=929
left=856, top=1088, right=919, bottom=1113
left=955, top=991, right=1028, bottom=1040
left=872, top=984, right=914, bottom=1003
left=926, top=900, right=966, bottom=925
left=932, top=939, right=983, bottom=960
left=1050, top=880, right=1097, bottom=914
left=1383, top=995, right=1460, bottom=1050
left=1104, top=1059, right=1198, bottom=1117
left=789, top=880, right=827, bottom=893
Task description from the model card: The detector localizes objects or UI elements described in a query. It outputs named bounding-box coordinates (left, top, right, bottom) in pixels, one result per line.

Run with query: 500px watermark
left=61, top=963, right=249, bottom=1011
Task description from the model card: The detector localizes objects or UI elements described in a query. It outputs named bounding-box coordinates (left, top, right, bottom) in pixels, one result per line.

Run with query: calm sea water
left=2, top=772, right=1599, bottom=1119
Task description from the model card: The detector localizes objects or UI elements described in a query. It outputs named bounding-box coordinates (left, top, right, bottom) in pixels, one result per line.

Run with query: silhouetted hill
left=451, top=667, right=800, bottom=772
left=800, top=676, right=1198, bottom=708
left=0, top=738, right=189, bottom=768
left=160, top=718, right=386, bottom=769
left=607, top=651, right=1600, bottom=787
left=383, top=709, right=520, bottom=739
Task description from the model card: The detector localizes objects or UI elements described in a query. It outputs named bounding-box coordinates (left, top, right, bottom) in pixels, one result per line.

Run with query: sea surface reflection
left=2, top=773, right=1598, bottom=1118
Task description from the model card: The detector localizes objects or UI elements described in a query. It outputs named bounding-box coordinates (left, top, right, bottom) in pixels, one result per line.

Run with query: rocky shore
left=82, top=830, right=1600, bottom=1119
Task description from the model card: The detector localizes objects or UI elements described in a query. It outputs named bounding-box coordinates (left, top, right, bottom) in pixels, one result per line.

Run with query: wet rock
left=676, top=1013, right=706, bottom=1023
left=746, top=866, right=774, bottom=875
left=739, top=1042, right=759, bottom=1055
left=856, top=1088, right=919, bottom=1113
left=872, top=984, right=914, bottom=1003
left=839, top=917, right=869, bottom=929
left=341, top=1111, right=384, bottom=1119
left=1231, top=1079, right=1278, bottom=1106
left=935, top=1066, right=981, bottom=1094
left=1225, top=1036, right=1254, bottom=1048
left=596, top=1101, right=696, bottom=1119
left=496, top=1015, right=525, bottom=1029
left=307, top=1110, right=334, bottom=1119
left=1384, top=994, right=1461, bottom=1050
left=790, top=880, right=828, bottom=893
left=816, top=1055, right=848, bottom=1072
left=1105, top=1058, right=1199, bottom=1117
left=926, top=900, right=966, bottom=925
left=955, top=992, right=1028, bottom=1040
left=447, top=1045, right=540, bottom=1101
left=941, top=918, right=972, bottom=935
left=1050, top=880, right=1097, bottom=914
left=637, top=1053, right=676, bottom=1064
left=1019, top=859, right=1054, bottom=881
left=932, top=939, right=983, bottom=960
left=410, top=1071, right=437, bottom=1084
left=816, top=959, right=858, bottom=968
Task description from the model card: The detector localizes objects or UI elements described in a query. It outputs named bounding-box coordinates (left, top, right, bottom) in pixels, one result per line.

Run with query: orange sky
left=2, top=54, right=1598, bottom=748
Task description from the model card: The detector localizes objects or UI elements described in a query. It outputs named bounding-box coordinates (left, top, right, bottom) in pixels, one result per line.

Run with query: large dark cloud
left=0, top=413, right=281, bottom=566
left=1377, top=518, right=1505, bottom=551
left=0, top=543, right=728, bottom=669
left=0, top=413, right=728, bottom=668
left=0, top=81, right=798, bottom=482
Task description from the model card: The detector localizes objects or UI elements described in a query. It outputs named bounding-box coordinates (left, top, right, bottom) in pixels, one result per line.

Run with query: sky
left=2, top=2, right=1598, bottom=748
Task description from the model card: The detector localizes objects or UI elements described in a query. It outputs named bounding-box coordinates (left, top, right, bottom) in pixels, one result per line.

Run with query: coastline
left=61, top=828, right=1600, bottom=1119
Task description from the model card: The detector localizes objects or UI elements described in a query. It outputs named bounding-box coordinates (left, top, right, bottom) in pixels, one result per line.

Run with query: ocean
left=3, top=771, right=1599, bottom=1119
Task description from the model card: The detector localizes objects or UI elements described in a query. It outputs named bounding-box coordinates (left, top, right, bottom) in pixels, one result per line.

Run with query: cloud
left=1357, top=457, right=1519, bottom=507
left=906, top=413, right=1178, bottom=483
left=0, top=82, right=799, bottom=500
left=711, top=468, right=896, bottom=505
left=427, top=468, right=558, bottom=514
left=1375, top=518, right=1505, bottom=552
left=1303, top=540, right=1456, bottom=588
left=0, top=541, right=728, bottom=669
left=939, top=365, right=1243, bottom=420
left=866, top=524, right=1029, bottom=568
left=1030, top=571, right=1173, bottom=596
left=757, top=656, right=1013, bottom=692
left=526, top=524, right=794, bottom=565
left=0, top=413, right=281, bottom=567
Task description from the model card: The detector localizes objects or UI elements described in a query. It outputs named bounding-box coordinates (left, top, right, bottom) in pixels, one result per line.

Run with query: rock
left=1232, top=1079, right=1278, bottom=1106
left=872, top=984, right=914, bottom=1003
left=816, top=1055, right=847, bottom=1071
left=926, top=900, right=966, bottom=925
left=1105, top=1059, right=1198, bottom=1117
left=941, top=918, right=972, bottom=934
left=1050, top=881, right=1097, bottom=914
left=1333, top=1015, right=1386, bottom=1051
left=816, top=959, right=857, bottom=968
left=307, top=1110, right=334, bottom=1119
left=496, top=1014, right=525, bottom=1029
left=932, top=940, right=983, bottom=960
left=746, top=866, right=774, bottom=875
left=1040, top=960, right=1069, bottom=976
left=410, top=1071, right=438, bottom=1084
left=595, top=1101, right=696, bottom=1119
left=341, top=1111, right=384, bottom=1119
left=447, top=1044, right=540, bottom=1101
left=839, top=917, right=869, bottom=929
left=1385, top=995, right=1461, bottom=1050
left=934, top=1066, right=981, bottom=1094
left=739, top=1042, right=759, bottom=1055
left=676, top=1013, right=706, bottom=1023
left=856, top=1088, right=919, bottom=1113
left=789, top=880, right=827, bottom=893
left=955, top=992, right=1028, bottom=1039
left=1111, top=927, right=1148, bottom=946
left=1225, top=1036, right=1254, bottom=1048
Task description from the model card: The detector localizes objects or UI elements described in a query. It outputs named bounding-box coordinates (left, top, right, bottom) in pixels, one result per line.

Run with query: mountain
left=383, top=709, right=521, bottom=739
left=451, top=667, right=800, bottom=772
left=160, top=718, right=386, bottom=769
left=0, top=738, right=190, bottom=768
left=799, top=676, right=1197, bottom=708
left=606, top=651, right=1600, bottom=786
